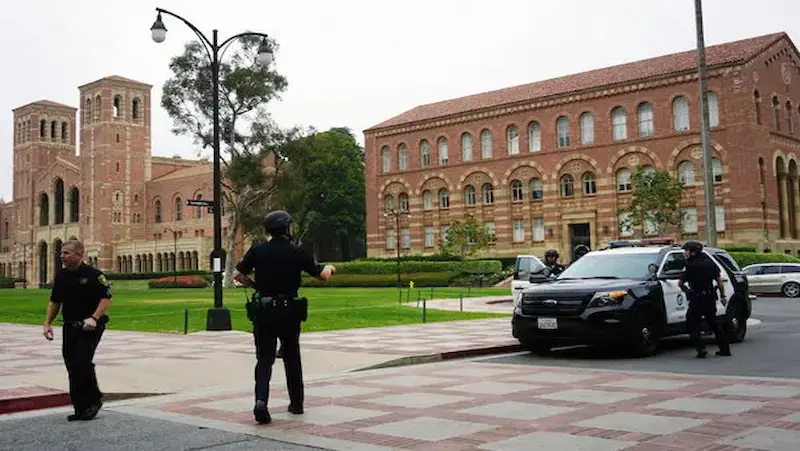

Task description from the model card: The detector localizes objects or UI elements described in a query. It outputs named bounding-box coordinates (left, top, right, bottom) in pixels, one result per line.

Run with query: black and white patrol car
left=511, top=240, right=752, bottom=357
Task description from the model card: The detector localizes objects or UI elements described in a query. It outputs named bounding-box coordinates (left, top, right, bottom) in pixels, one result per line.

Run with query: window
left=754, top=90, right=762, bottom=124
left=712, top=158, right=722, bottom=183
left=528, top=122, right=541, bottom=152
left=155, top=200, right=162, bottom=223
left=113, top=96, right=122, bottom=118
left=678, top=161, right=695, bottom=185
left=384, top=195, right=394, bottom=211
left=638, top=102, right=654, bottom=137
left=480, top=130, right=492, bottom=158
left=438, top=137, right=448, bottom=164
left=61, top=122, right=68, bottom=142
left=661, top=251, right=686, bottom=273
left=461, top=133, right=473, bottom=161
left=707, top=92, right=719, bottom=127
left=611, top=107, right=627, bottom=140
left=465, top=186, right=476, bottom=205
left=425, top=226, right=435, bottom=247
left=401, top=228, right=411, bottom=248
left=560, top=175, right=574, bottom=197
left=386, top=229, right=395, bottom=249
left=422, top=190, right=432, bottom=210
left=50, top=121, right=57, bottom=140
left=644, top=216, right=659, bottom=236
left=715, top=205, right=726, bottom=232
left=484, top=222, right=496, bottom=241
left=40, top=119, right=46, bottom=138
left=617, top=168, right=632, bottom=192
left=175, top=197, right=182, bottom=221
left=420, top=140, right=431, bottom=167
left=682, top=207, right=698, bottom=233
left=511, top=180, right=524, bottom=201
left=381, top=146, right=391, bottom=173
left=440, top=225, right=450, bottom=244
left=439, top=189, right=450, bottom=208
left=532, top=218, right=545, bottom=242
left=619, top=212, right=633, bottom=237
left=399, top=193, right=409, bottom=211
left=482, top=183, right=494, bottom=204
left=398, top=144, right=408, bottom=170
left=512, top=220, right=525, bottom=242
left=583, top=172, right=597, bottom=195
left=132, top=98, right=140, bottom=120
left=772, top=96, right=781, bottom=130
left=580, top=112, right=594, bottom=145
left=530, top=179, right=543, bottom=200
left=556, top=116, right=570, bottom=147
left=673, top=96, right=690, bottom=131
left=787, top=101, right=794, bottom=134
left=507, top=125, right=519, bottom=155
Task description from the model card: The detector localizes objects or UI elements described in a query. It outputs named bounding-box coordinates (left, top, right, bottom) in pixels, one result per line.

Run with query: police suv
left=511, top=239, right=751, bottom=357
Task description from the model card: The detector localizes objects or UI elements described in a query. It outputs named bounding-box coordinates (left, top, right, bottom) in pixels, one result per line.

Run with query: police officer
left=678, top=240, right=731, bottom=358
left=573, top=244, right=590, bottom=262
left=234, top=210, right=336, bottom=424
left=43, top=239, right=112, bottom=421
left=543, top=249, right=565, bottom=276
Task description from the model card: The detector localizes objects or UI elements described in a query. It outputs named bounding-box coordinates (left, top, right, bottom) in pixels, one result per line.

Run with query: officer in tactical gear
left=543, top=249, right=565, bottom=277
left=678, top=240, right=731, bottom=359
left=572, top=244, right=590, bottom=262
left=234, top=210, right=336, bottom=424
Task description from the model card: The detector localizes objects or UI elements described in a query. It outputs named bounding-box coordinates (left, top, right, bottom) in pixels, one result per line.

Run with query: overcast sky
left=1, top=0, right=798, bottom=201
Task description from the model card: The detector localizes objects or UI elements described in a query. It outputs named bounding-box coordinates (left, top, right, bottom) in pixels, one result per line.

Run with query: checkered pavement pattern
left=149, top=361, right=800, bottom=450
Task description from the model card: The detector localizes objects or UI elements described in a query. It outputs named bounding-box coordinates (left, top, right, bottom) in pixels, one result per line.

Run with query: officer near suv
left=234, top=210, right=336, bottom=424
left=678, top=240, right=731, bottom=358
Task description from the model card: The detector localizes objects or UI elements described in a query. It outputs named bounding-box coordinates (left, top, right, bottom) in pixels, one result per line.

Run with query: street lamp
left=694, top=0, right=717, bottom=246
left=163, top=227, right=179, bottom=284
left=150, top=8, right=274, bottom=331
left=384, top=208, right=409, bottom=288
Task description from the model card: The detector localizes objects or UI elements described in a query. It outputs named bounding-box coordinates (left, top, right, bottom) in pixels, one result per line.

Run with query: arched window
left=678, top=161, right=695, bottom=185
left=437, top=137, right=449, bottom=164
left=420, top=140, right=431, bottom=167
left=511, top=180, right=524, bottom=201
left=673, top=96, right=690, bottom=131
left=560, top=175, right=574, bottom=197
left=398, top=193, right=409, bottom=211
left=482, top=183, right=494, bottom=204
left=381, top=146, right=391, bottom=173
left=94, top=95, right=102, bottom=121
left=39, top=120, right=46, bottom=139
left=132, top=98, right=140, bottom=120
left=39, top=193, right=49, bottom=226
left=398, top=144, right=408, bottom=170
left=175, top=197, right=183, bottom=221
left=461, top=133, right=473, bottom=161
left=61, top=122, right=68, bottom=142
left=53, top=178, right=65, bottom=224
left=787, top=101, right=794, bottom=134
left=754, top=90, right=762, bottom=124
left=154, top=200, right=162, bottom=223
left=507, top=125, right=519, bottom=155
left=383, top=195, right=393, bottom=211
left=439, top=189, right=450, bottom=208
left=611, top=107, right=627, bottom=140
left=580, top=113, right=594, bottom=145
left=772, top=96, right=781, bottom=130
left=530, top=178, right=543, bottom=200
left=113, top=95, right=122, bottom=118
left=50, top=121, right=57, bottom=140
left=638, top=102, right=654, bottom=137
left=422, top=190, right=433, bottom=210
left=616, top=168, right=632, bottom=192
left=528, top=122, right=541, bottom=152
left=583, top=172, right=597, bottom=195
left=556, top=116, right=570, bottom=148
left=464, top=185, right=476, bottom=205
left=84, top=98, right=92, bottom=124
left=480, top=130, right=492, bottom=158
left=195, top=194, right=203, bottom=219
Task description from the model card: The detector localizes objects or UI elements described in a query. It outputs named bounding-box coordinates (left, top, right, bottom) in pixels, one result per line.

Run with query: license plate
left=537, top=317, right=558, bottom=330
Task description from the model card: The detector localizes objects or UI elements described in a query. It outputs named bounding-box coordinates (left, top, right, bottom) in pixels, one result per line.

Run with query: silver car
left=742, top=263, right=800, bottom=297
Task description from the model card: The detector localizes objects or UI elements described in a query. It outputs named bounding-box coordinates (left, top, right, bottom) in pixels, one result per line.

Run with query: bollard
left=184, top=308, right=189, bottom=334
left=460, top=292, right=463, bottom=312
left=423, top=298, right=427, bottom=323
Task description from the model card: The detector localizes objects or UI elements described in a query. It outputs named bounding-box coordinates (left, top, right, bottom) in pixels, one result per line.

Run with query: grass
left=0, top=281, right=510, bottom=334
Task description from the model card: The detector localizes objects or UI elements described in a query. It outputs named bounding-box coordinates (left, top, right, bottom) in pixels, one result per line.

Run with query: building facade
left=0, top=75, right=232, bottom=286
left=364, top=32, right=800, bottom=261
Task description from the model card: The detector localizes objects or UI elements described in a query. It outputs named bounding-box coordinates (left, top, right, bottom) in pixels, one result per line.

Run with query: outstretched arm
left=234, top=270, right=256, bottom=289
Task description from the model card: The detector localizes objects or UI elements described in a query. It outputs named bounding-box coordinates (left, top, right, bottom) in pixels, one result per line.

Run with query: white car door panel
left=658, top=251, right=687, bottom=325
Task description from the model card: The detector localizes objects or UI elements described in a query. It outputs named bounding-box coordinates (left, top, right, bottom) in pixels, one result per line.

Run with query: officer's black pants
left=62, top=323, right=105, bottom=412
left=253, top=320, right=303, bottom=407
left=686, top=297, right=730, bottom=354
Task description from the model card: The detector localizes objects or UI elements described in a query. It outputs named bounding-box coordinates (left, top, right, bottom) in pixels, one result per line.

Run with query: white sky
left=1, top=0, right=798, bottom=201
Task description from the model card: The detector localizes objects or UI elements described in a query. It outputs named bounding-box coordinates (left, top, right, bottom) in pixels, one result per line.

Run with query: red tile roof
left=367, top=32, right=787, bottom=131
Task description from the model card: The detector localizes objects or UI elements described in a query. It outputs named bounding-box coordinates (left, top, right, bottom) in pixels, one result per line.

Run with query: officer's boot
left=253, top=400, right=271, bottom=424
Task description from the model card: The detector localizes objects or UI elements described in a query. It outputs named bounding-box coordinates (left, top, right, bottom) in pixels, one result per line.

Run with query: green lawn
left=0, top=282, right=510, bottom=334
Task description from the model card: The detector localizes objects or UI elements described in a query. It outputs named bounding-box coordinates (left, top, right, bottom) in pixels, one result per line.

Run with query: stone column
left=780, top=175, right=790, bottom=238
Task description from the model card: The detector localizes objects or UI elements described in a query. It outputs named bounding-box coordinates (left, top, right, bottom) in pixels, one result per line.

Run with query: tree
left=161, top=35, right=288, bottom=286
left=439, top=213, right=494, bottom=260
left=619, top=167, right=685, bottom=237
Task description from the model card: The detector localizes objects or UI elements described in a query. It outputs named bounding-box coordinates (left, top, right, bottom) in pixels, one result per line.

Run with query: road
left=0, top=410, right=324, bottom=451
left=483, top=296, right=800, bottom=379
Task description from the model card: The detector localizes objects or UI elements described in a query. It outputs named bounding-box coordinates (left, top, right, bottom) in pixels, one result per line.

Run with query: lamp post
left=150, top=8, right=274, bottom=331
left=163, top=227, right=179, bottom=283
left=384, top=208, right=409, bottom=288
left=694, top=0, right=717, bottom=246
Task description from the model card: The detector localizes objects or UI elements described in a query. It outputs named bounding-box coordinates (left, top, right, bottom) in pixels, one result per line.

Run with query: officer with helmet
left=678, top=240, right=731, bottom=358
left=543, top=249, right=565, bottom=277
left=234, top=210, right=336, bottom=424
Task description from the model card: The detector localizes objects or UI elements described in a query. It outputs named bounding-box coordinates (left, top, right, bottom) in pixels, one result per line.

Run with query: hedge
left=107, top=270, right=212, bottom=281
left=729, top=251, right=800, bottom=268
left=0, top=277, right=26, bottom=289
left=301, top=272, right=456, bottom=288
left=148, top=275, right=209, bottom=288
left=327, top=260, right=502, bottom=275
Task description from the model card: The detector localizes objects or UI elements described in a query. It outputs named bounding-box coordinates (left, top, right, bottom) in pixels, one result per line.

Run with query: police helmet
left=263, top=210, right=292, bottom=234
left=682, top=240, right=703, bottom=253
left=545, top=249, right=559, bottom=258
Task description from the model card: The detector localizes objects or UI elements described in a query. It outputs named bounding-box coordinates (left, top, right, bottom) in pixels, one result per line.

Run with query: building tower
left=78, top=76, right=152, bottom=271
left=12, top=100, right=77, bottom=286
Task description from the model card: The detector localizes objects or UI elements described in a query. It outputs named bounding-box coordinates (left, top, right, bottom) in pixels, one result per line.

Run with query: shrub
left=301, top=272, right=457, bottom=287
left=724, top=247, right=757, bottom=253
left=729, top=251, right=800, bottom=268
left=0, top=277, right=14, bottom=289
left=326, top=260, right=502, bottom=275
left=148, top=275, right=209, bottom=288
left=107, top=270, right=212, bottom=281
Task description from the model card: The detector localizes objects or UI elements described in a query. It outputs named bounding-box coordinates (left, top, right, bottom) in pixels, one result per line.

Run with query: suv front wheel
left=628, top=311, right=661, bottom=357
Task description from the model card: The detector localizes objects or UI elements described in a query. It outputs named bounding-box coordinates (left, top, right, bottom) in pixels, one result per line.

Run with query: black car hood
left=522, top=278, right=647, bottom=297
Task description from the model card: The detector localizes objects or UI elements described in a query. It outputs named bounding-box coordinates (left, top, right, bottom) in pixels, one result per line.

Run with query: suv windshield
left=558, top=252, right=660, bottom=280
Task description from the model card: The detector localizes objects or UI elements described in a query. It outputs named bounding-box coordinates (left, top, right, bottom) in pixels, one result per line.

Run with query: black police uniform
left=680, top=251, right=731, bottom=357
left=547, top=263, right=566, bottom=277
left=49, top=263, right=112, bottom=415
left=236, top=237, right=323, bottom=416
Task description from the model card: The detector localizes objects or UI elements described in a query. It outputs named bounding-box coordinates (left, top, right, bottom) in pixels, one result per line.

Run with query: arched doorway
left=53, top=239, right=63, bottom=277
left=38, top=241, right=48, bottom=286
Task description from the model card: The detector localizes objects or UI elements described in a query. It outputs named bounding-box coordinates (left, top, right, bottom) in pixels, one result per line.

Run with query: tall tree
left=619, top=167, right=686, bottom=237
left=439, top=213, right=495, bottom=260
left=161, top=35, right=288, bottom=285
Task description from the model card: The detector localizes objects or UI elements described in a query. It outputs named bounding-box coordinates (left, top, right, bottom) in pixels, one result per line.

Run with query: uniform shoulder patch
left=97, top=273, right=110, bottom=287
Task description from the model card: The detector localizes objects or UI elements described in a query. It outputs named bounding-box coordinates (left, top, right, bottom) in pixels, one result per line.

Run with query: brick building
left=363, top=31, right=800, bottom=261
left=0, top=75, right=229, bottom=286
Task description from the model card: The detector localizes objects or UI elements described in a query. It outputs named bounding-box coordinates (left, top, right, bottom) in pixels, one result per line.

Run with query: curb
left=353, top=342, right=524, bottom=372
left=485, top=299, right=512, bottom=305
left=0, top=392, right=71, bottom=415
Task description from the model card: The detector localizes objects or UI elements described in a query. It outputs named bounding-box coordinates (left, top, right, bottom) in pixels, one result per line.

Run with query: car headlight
left=588, top=290, right=627, bottom=308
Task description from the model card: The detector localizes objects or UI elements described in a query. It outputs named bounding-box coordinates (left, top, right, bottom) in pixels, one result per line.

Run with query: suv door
left=657, top=251, right=688, bottom=325
left=705, top=251, right=736, bottom=317
left=512, top=255, right=546, bottom=305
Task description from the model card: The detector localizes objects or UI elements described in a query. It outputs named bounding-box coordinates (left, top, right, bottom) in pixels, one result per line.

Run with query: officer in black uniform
left=572, top=244, right=590, bottom=262
left=43, top=239, right=112, bottom=421
left=678, top=240, right=731, bottom=358
left=543, top=249, right=565, bottom=276
left=234, top=210, right=336, bottom=424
